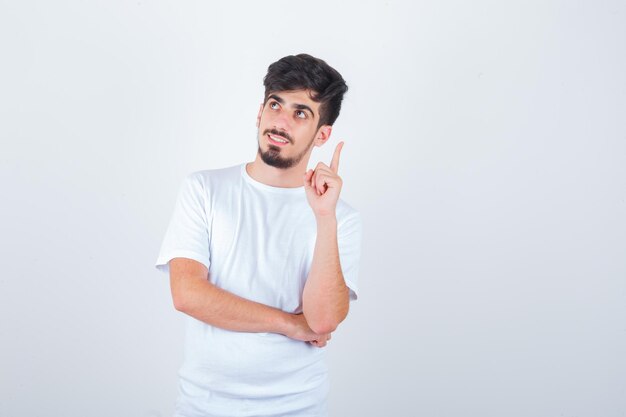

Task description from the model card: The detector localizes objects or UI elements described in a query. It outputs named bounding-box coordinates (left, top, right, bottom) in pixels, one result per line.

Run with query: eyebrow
left=268, top=94, right=315, bottom=118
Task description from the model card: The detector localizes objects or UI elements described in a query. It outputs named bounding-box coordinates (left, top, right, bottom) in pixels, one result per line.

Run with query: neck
left=246, top=153, right=310, bottom=188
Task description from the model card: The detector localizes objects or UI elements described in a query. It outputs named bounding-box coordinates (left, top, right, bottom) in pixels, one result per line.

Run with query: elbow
left=169, top=259, right=210, bottom=314
left=307, top=309, right=348, bottom=334
left=309, top=320, right=339, bottom=335
left=303, top=294, right=350, bottom=335
left=303, top=306, right=342, bottom=334
left=171, top=282, right=193, bottom=313
left=172, top=293, right=188, bottom=312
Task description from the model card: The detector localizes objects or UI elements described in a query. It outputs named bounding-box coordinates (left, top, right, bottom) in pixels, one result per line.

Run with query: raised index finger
left=330, top=141, right=344, bottom=173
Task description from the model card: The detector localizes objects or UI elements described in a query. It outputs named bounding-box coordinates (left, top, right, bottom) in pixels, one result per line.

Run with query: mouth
left=267, top=134, right=290, bottom=147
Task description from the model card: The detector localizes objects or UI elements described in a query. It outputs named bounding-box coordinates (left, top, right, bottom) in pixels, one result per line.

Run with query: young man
left=155, top=53, right=362, bottom=417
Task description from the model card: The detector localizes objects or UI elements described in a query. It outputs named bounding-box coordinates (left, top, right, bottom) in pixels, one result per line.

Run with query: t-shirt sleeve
left=338, top=212, right=363, bottom=301
left=155, top=173, right=211, bottom=275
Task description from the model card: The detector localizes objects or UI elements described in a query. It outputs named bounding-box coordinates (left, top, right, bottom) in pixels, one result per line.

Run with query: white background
left=1, top=1, right=625, bottom=416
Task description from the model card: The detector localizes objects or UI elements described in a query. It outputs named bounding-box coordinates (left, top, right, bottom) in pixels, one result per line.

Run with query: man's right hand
left=286, top=313, right=332, bottom=348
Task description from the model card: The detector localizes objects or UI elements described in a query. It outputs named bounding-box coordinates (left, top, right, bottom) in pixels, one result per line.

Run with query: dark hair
left=263, top=53, right=348, bottom=128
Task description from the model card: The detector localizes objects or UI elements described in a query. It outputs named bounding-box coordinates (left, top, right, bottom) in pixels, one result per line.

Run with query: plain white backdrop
left=1, top=1, right=625, bottom=416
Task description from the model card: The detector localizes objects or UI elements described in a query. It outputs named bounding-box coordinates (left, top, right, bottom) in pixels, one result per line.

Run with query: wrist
left=315, top=213, right=337, bottom=224
left=276, top=311, right=296, bottom=337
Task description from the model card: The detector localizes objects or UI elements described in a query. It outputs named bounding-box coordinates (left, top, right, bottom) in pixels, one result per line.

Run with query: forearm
left=302, top=214, right=350, bottom=334
left=175, top=274, right=295, bottom=335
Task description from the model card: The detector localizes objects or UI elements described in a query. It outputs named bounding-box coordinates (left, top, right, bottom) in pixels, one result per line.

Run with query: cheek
left=306, top=126, right=319, bottom=140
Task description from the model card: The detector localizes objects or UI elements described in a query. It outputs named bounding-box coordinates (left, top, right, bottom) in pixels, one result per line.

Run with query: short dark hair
left=263, top=53, right=348, bottom=128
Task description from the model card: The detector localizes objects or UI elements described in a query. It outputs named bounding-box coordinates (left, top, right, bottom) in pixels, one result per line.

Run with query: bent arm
left=169, top=257, right=295, bottom=335
left=302, top=215, right=350, bottom=335
left=169, top=257, right=333, bottom=346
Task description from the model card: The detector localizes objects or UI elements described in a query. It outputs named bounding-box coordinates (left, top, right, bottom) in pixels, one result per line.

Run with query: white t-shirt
left=155, top=162, right=363, bottom=417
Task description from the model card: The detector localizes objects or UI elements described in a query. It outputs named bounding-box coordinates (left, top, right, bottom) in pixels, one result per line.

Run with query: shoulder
left=184, top=163, right=243, bottom=192
left=336, top=198, right=362, bottom=230
left=188, top=163, right=242, bottom=183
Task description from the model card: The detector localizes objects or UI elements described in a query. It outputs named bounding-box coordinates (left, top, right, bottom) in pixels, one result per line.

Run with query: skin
left=170, top=88, right=349, bottom=348
left=247, top=89, right=334, bottom=188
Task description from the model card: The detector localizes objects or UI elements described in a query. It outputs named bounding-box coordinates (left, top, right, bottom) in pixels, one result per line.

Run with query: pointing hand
left=303, top=141, right=344, bottom=218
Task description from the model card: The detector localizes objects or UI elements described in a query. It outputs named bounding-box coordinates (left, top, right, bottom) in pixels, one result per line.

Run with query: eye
left=269, top=101, right=280, bottom=110
left=296, top=110, right=307, bottom=119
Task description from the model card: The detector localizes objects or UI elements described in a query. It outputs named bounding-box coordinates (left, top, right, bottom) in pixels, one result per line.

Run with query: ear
left=256, top=103, right=264, bottom=128
left=314, top=125, right=333, bottom=147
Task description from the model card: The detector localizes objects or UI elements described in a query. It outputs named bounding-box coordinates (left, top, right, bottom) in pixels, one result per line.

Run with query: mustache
left=264, top=129, right=292, bottom=143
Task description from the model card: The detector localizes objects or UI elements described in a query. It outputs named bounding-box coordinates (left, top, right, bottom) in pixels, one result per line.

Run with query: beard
left=257, top=130, right=315, bottom=169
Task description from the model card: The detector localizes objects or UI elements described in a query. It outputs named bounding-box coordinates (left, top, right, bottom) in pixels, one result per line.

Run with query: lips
left=267, top=134, right=289, bottom=146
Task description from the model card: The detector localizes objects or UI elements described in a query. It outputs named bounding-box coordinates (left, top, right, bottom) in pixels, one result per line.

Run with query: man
left=155, top=53, right=362, bottom=417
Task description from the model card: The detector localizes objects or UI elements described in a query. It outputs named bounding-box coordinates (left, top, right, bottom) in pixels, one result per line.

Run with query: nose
left=271, top=109, right=291, bottom=132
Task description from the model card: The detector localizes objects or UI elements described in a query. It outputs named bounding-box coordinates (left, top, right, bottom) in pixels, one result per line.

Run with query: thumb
left=303, top=169, right=314, bottom=189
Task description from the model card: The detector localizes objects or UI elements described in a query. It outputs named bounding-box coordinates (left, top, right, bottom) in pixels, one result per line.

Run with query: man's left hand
left=303, top=141, right=344, bottom=218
